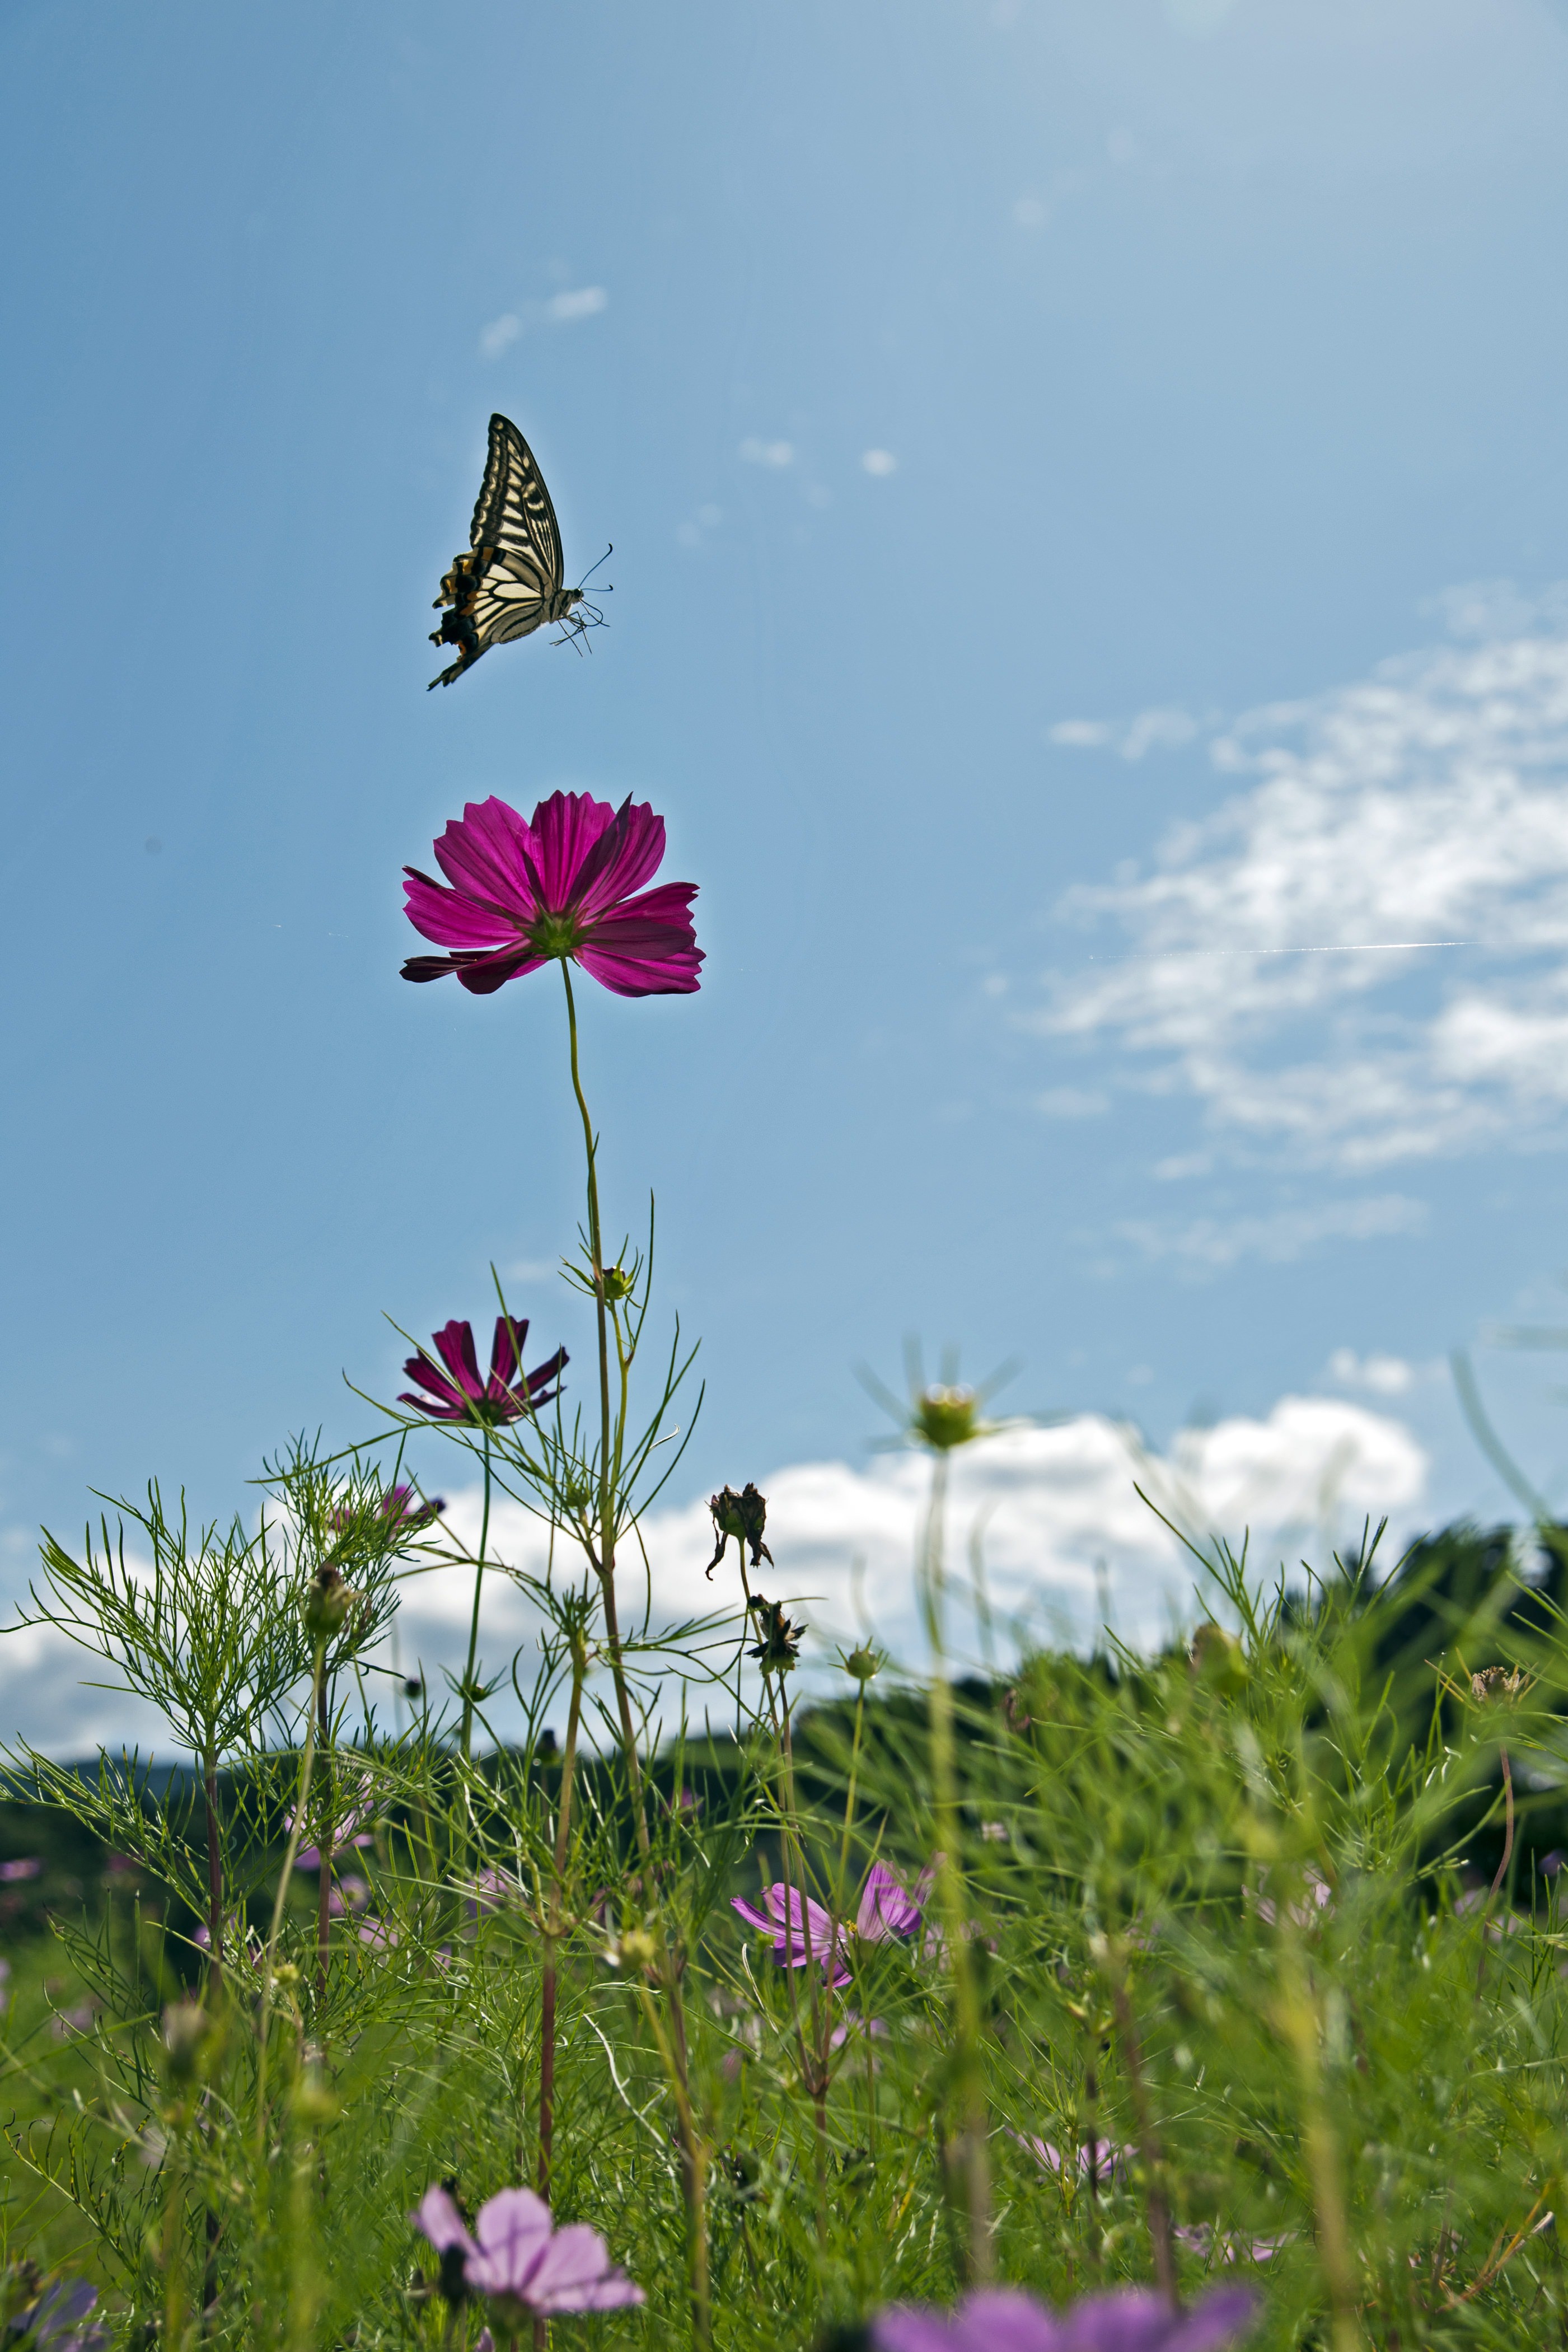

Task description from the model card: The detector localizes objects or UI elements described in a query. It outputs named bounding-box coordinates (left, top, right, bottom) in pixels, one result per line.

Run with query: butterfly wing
left=429, top=415, right=568, bottom=686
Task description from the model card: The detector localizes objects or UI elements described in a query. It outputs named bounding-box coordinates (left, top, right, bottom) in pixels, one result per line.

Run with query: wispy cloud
left=1050, top=706, right=1203, bottom=759
left=1116, top=1194, right=1426, bottom=1272
left=478, top=288, right=607, bottom=357
left=1035, top=590, right=1568, bottom=1170
left=861, top=450, right=898, bottom=477
left=739, top=438, right=794, bottom=468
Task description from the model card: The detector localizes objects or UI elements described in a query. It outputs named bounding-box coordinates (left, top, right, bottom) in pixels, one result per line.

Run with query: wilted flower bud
left=303, top=1564, right=358, bottom=1640
left=162, top=2000, right=219, bottom=2086
left=913, top=1385, right=981, bottom=1452
left=1469, top=1664, right=1532, bottom=1707
left=841, top=1644, right=884, bottom=1685
left=707, top=1483, right=774, bottom=1577
left=747, top=1595, right=805, bottom=1675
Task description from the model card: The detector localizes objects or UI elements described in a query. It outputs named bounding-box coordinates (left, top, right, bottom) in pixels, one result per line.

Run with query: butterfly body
left=428, top=414, right=601, bottom=688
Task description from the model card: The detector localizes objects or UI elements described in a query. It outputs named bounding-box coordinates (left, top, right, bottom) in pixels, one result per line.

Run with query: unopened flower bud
left=303, top=1564, right=358, bottom=1640
left=613, top=1927, right=658, bottom=1971
left=292, top=2069, right=340, bottom=2125
left=842, top=1644, right=884, bottom=1685
left=914, top=1386, right=980, bottom=1452
left=601, top=1263, right=635, bottom=1304
left=162, top=2000, right=218, bottom=2085
left=1190, top=1622, right=1248, bottom=1696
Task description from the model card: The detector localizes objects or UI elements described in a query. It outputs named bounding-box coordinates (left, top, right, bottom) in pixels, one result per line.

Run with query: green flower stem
left=202, top=1744, right=224, bottom=2008
left=920, top=1449, right=994, bottom=2285
left=458, top=1430, right=493, bottom=1769
left=560, top=956, right=708, bottom=2345
left=633, top=1972, right=712, bottom=2352
left=537, top=1629, right=586, bottom=2201
left=560, top=961, right=648, bottom=1842
left=255, top=1638, right=326, bottom=2163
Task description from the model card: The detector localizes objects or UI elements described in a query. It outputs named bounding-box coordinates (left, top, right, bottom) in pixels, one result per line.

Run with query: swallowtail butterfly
left=428, top=413, right=609, bottom=689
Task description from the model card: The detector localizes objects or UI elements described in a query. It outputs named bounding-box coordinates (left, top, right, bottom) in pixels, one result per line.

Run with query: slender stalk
left=1104, top=1968, right=1177, bottom=2309
left=538, top=1632, right=586, bottom=2201
left=1487, top=1746, right=1515, bottom=1907
left=558, top=957, right=707, bottom=2348
left=920, top=1450, right=993, bottom=2283
left=202, top=1746, right=224, bottom=2007
left=315, top=1669, right=333, bottom=2014
left=458, top=1432, right=493, bottom=1767
left=1276, top=1908, right=1359, bottom=2352
left=633, top=1974, right=711, bottom=2351
left=255, top=1640, right=325, bottom=2162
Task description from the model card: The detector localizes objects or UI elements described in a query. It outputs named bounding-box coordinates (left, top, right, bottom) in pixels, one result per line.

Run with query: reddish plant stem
left=315, top=1670, right=333, bottom=2015
left=1107, top=1974, right=1177, bottom=2310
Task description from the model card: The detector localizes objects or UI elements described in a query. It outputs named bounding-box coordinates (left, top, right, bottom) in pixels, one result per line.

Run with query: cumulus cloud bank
left=1040, top=590, right=1568, bottom=1170
left=0, top=1400, right=1429, bottom=1755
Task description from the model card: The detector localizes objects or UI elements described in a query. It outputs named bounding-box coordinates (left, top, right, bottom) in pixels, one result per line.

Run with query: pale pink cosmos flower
left=871, top=2284, right=1256, bottom=2352
left=1011, top=2133, right=1129, bottom=2185
left=733, top=1858, right=935, bottom=1985
left=413, top=2184, right=643, bottom=2325
left=402, top=791, right=701, bottom=998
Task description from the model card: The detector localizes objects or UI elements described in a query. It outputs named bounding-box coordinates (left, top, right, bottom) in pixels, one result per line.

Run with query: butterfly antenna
left=576, top=543, right=614, bottom=592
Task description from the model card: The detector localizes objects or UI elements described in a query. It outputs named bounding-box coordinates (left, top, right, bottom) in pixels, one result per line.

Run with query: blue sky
left=7, top=0, right=1568, bottom=1737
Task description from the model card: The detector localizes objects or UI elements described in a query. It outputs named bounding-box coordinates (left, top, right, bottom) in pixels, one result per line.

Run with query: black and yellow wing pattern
left=429, top=414, right=584, bottom=689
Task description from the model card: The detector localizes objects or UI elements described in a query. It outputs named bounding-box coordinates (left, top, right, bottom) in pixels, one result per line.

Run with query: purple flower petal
left=401, top=792, right=700, bottom=1000
left=525, top=2222, right=645, bottom=2313
left=1055, top=2289, right=1257, bottom=2352
left=468, top=2186, right=554, bottom=2295
left=858, top=1859, right=925, bottom=1940
left=876, top=2290, right=1061, bottom=2352
left=411, top=2185, right=478, bottom=2259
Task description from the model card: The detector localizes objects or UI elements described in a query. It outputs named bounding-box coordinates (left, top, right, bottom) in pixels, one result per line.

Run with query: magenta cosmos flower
left=400, top=1316, right=566, bottom=1428
left=871, top=2285, right=1256, bottom=2352
left=401, top=790, right=701, bottom=998
left=413, top=2184, right=643, bottom=2325
left=733, top=1858, right=935, bottom=1985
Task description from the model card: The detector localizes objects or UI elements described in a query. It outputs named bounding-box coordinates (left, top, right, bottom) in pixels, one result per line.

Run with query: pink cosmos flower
left=733, top=1858, right=935, bottom=1984
left=413, top=2184, right=643, bottom=2323
left=400, top=1316, right=566, bottom=1429
left=401, top=791, right=701, bottom=998
left=1012, top=2133, right=1129, bottom=2185
left=871, top=2284, right=1256, bottom=2352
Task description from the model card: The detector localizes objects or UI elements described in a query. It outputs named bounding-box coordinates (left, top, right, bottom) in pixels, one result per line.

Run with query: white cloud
left=861, top=450, right=898, bottom=478
left=477, top=289, right=606, bottom=357
left=391, top=1400, right=1428, bottom=1703
left=0, top=1398, right=1427, bottom=1753
left=1038, top=1086, right=1109, bottom=1119
left=739, top=438, right=794, bottom=468
left=546, top=286, right=606, bottom=323
left=1165, top=0, right=1244, bottom=35
left=1116, top=1193, right=1427, bottom=1271
left=479, top=312, right=522, bottom=358
left=1036, top=594, right=1568, bottom=1170
left=1328, top=1348, right=1419, bottom=1396
left=1050, top=707, right=1200, bottom=759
